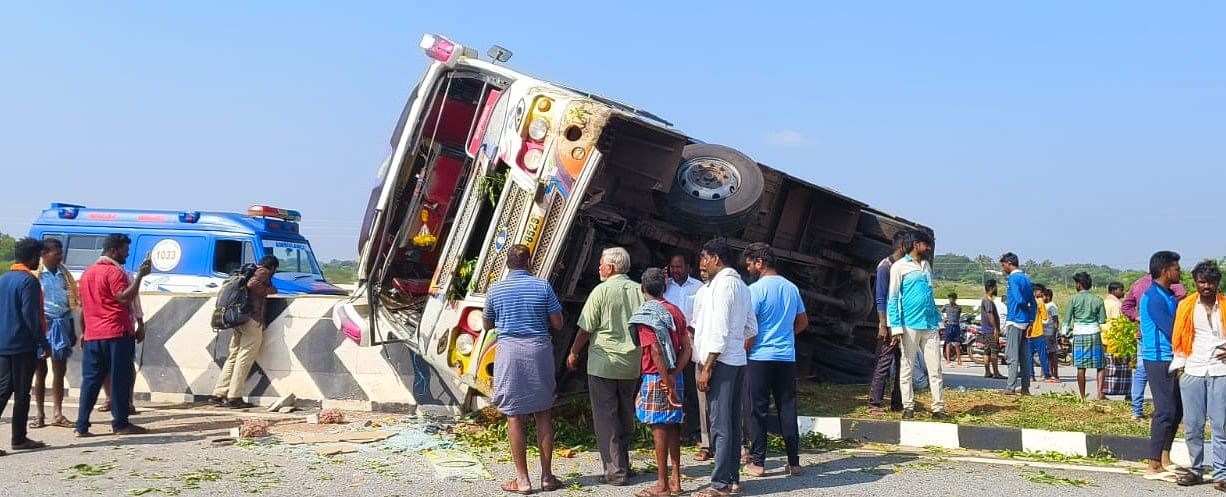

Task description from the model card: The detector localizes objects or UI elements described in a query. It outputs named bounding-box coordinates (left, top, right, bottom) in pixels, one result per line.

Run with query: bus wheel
left=661, top=144, right=764, bottom=234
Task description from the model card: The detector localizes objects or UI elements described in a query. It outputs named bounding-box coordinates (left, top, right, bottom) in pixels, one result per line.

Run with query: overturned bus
left=333, top=34, right=933, bottom=410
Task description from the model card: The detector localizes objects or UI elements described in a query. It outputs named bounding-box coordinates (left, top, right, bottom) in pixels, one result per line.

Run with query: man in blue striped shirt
left=484, top=244, right=565, bottom=494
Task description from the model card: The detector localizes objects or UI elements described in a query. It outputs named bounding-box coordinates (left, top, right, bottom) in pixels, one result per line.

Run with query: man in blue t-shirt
left=1138, top=250, right=1183, bottom=481
left=742, top=243, right=808, bottom=478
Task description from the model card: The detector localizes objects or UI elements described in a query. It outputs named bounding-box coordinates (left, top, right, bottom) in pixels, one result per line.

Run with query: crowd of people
left=2, top=231, right=1220, bottom=492
left=485, top=231, right=1224, bottom=494
left=0, top=235, right=277, bottom=457
left=486, top=240, right=805, bottom=497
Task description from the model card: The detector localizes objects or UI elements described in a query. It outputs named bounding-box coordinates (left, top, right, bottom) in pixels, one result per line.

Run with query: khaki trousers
left=213, top=320, right=264, bottom=399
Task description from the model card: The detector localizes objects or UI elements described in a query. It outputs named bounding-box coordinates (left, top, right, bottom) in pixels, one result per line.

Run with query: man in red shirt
left=75, top=234, right=150, bottom=437
left=631, top=268, right=694, bottom=497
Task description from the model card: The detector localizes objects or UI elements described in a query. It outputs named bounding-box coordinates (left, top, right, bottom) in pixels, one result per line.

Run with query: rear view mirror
left=487, top=45, right=512, bottom=64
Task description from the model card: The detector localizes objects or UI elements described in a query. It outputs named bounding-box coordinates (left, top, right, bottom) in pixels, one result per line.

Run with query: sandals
left=693, top=488, right=731, bottom=497
left=694, top=448, right=712, bottom=461
left=501, top=479, right=534, bottom=495
left=1144, top=470, right=1179, bottom=483
left=27, top=418, right=45, bottom=429
left=540, top=476, right=562, bottom=492
left=1176, top=471, right=1204, bottom=486
left=97, top=404, right=139, bottom=414
left=1215, top=481, right=1226, bottom=492
left=635, top=486, right=672, bottom=497
left=11, top=439, right=47, bottom=451
left=49, top=416, right=74, bottom=428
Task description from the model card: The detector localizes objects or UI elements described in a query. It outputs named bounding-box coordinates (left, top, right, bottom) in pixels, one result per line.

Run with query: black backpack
left=211, top=263, right=257, bottom=330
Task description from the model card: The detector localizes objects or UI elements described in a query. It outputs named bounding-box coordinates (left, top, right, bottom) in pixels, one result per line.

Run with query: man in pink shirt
left=75, top=234, right=150, bottom=437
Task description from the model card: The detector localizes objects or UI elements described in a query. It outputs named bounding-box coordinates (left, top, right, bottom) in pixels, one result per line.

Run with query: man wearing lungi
left=1062, top=272, right=1107, bottom=400
left=485, top=245, right=565, bottom=495
left=31, top=238, right=79, bottom=429
left=630, top=268, right=693, bottom=497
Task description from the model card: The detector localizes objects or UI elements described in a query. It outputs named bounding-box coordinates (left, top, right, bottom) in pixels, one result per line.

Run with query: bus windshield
left=263, top=240, right=323, bottom=278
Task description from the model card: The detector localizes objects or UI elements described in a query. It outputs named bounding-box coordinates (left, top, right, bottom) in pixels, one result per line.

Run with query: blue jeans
left=1181, top=374, right=1226, bottom=480
left=76, top=336, right=136, bottom=433
left=1132, top=360, right=1148, bottom=417
left=1030, top=336, right=1050, bottom=379
left=913, top=350, right=928, bottom=387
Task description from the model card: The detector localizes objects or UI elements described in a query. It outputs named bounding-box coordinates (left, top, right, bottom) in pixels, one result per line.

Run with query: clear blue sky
left=3, top=2, right=1223, bottom=268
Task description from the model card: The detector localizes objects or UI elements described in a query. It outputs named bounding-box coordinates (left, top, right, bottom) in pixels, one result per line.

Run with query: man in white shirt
left=664, top=254, right=702, bottom=321
left=1172, top=261, right=1226, bottom=487
left=1105, top=282, right=1125, bottom=320
left=664, top=254, right=707, bottom=453
left=693, top=239, right=756, bottom=497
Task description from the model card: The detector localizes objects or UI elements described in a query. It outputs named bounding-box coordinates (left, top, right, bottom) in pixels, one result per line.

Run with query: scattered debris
left=180, top=469, right=224, bottom=489
left=64, top=463, right=117, bottom=479
left=381, top=427, right=450, bottom=453
left=424, top=449, right=491, bottom=482
left=267, top=393, right=297, bottom=413
left=317, top=409, right=346, bottom=425
left=1027, top=470, right=1098, bottom=487
left=129, top=488, right=179, bottom=496
left=280, top=430, right=396, bottom=445
left=363, top=420, right=384, bottom=429
left=314, top=443, right=359, bottom=456
left=239, top=419, right=272, bottom=438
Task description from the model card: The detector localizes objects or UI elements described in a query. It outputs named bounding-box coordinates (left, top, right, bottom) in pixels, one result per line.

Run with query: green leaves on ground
left=1026, top=470, right=1097, bottom=487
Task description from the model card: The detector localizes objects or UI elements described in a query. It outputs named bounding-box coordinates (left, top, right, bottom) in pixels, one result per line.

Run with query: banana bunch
left=1101, top=316, right=1138, bottom=361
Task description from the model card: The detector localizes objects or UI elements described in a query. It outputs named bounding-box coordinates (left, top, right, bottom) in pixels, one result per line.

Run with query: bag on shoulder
left=211, top=263, right=257, bottom=330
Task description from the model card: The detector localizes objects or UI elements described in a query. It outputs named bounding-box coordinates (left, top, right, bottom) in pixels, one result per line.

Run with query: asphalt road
left=0, top=403, right=1189, bottom=497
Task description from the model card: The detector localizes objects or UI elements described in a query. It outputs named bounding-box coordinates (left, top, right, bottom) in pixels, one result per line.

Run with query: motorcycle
left=967, top=319, right=1008, bottom=366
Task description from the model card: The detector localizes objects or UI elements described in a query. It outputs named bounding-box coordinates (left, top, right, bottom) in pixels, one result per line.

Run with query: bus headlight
left=528, top=117, right=549, bottom=142
left=455, top=333, right=475, bottom=356
left=523, top=147, right=544, bottom=171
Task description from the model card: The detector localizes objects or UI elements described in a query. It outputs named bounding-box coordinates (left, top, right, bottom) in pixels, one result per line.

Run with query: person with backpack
left=210, top=256, right=278, bottom=409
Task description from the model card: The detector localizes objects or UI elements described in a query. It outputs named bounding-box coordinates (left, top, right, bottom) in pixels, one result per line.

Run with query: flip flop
left=540, top=476, right=563, bottom=492
left=97, top=404, right=110, bottom=413
left=501, top=479, right=534, bottom=495
left=635, top=486, right=672, bottom=497
left=27, top=419, right=45, bottom=429
left=1144, top=470, right=1179, bottom=483
left=49, top=416, right=74, bottom=428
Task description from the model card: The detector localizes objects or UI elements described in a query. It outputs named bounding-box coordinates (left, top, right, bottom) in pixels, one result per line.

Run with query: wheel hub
left=678, top=156, right=741, bottom=200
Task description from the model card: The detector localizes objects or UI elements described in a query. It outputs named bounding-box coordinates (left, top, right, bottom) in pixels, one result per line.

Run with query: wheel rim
left=677, top=156, right=741, bottom=200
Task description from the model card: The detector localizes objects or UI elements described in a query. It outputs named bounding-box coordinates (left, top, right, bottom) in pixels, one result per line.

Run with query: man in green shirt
left=568, top=246, right=644, bottom=486
left=1062, top=272, right=1108, bottom=400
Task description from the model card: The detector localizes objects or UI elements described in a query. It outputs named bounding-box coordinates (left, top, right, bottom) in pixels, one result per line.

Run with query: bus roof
left=32, top=203, right=308, bottom=240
